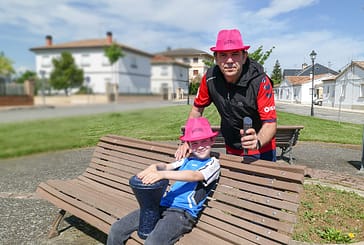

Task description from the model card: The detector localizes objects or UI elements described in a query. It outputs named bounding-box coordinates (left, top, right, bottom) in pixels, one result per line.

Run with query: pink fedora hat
left=210, top=29, right=250, bottom=52
left=180, top=117, right=218, bottom=142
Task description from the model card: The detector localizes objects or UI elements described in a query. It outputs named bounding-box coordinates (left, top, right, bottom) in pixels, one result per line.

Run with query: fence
left=0, top=80, right=34, bottom=106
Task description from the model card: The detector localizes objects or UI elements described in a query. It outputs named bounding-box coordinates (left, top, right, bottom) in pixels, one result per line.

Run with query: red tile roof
left=30, top=38, right=153, bottom=57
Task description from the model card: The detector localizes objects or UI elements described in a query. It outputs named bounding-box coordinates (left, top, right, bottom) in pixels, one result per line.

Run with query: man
left=176, top=29, right=277, bottom=161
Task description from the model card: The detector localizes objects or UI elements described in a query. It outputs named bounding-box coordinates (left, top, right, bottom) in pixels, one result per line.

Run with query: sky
left=1, top=0, right=364, bottom=75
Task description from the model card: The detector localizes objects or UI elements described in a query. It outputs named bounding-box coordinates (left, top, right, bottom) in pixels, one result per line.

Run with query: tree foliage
left=270, top=60, right=282, bottom=85
left=49, top=52, right=84, bottom=95
left=0, top=52, right=15, bottom=76
left=203, top=59, right=215, bottom=68
left=189, top=74, right=202, bottom=94
left=249, top=46, right=275, bottom=65
left=16, top=70, right=37, bottom=83
left=104, top=43, right=124, bottom=65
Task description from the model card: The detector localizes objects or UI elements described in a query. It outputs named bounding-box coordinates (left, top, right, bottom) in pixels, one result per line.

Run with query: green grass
left=0, top=105, right=362, bottom=159
left=294, top=184, right=364, bottom=243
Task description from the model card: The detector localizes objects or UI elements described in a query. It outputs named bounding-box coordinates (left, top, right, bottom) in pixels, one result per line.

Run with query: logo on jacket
left=263, top=106, right=276, bottom=112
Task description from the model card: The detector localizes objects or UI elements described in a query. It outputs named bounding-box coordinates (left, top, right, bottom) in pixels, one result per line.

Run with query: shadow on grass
left=61, top=215, right=107, bottom=244
left=348, top=160, right=364, bottom=171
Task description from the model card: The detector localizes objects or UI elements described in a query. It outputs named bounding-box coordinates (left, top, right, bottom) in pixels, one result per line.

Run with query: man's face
left=215, top=50, right=247, bottom=83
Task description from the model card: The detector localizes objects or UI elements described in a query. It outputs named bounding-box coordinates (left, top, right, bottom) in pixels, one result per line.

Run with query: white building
left=276, top=74, right=334, bottom=104
left=30, top=32, right=153, bottom=94
left=154, top=48, right=213, bottom=82
left=334, top=61, right=364, bottom=110
left=151, top=55, right=190, bottom=99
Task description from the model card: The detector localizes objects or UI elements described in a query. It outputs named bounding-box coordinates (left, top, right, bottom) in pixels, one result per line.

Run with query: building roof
left=151, top=55, right=190, bottom=68
left=285, top=76, right=311, bottom=85
left=155, top=48, right=213, bottom=59
left=283, top=69, right=302, bottom=77
left=30, top=37, right=153, bottom=57
left=297, top=63, right=339, bottom=76
left=283, top=63, right=339, bottom=79
left=353, top=61, right=364, bottom=69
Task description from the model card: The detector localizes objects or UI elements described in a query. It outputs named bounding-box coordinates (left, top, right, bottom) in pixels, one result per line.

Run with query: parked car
left=313, top=98, right=323, bottom=106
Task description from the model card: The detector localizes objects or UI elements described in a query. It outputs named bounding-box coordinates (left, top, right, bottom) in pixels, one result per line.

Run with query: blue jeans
left=107, top=208, right=196, bottom=245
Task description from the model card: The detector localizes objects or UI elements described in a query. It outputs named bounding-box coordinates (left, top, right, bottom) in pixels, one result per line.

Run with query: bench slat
left=198, top=211, right=287, bottom=245
left=216, top=183, right=299, bottom=212
left=206, top=200, right=293, bottom=234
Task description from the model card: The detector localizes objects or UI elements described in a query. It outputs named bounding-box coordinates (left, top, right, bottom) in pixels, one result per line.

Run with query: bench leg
left=280, top=147, right=293, bottom=164
left=48, top=209, right=66, bottom=238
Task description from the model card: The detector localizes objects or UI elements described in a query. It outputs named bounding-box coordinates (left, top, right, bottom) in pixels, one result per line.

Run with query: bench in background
left=36, top=134, right=305, bottom=244
left=182, top=125, right=304, bottom=164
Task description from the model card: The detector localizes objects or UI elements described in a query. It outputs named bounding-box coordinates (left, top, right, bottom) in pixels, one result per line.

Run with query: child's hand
left=137, top=164, right=157, bottom=179
left=139, top=171, right=163, bottom=185
left=137, top=164, right=163, bottom=184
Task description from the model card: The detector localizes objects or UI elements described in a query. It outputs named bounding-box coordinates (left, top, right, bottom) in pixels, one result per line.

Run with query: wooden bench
left=36, top=134, right=305, bottom=244
left=182, top=125, right=304, bottom=164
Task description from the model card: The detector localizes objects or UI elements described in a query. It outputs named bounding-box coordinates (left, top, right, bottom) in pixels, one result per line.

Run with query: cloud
left=261, top=30, right=364, bottom=74
left=256, top=0, right=317, bottom=19
left=1, top=0, right=363, bottom=75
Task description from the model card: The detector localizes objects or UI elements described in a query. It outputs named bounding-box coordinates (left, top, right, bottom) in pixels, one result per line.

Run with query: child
left=107, top=117, right=220, bottom=245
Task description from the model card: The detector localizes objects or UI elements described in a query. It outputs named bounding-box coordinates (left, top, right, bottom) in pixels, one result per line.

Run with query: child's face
left=189, top=138, right=214, bottom=159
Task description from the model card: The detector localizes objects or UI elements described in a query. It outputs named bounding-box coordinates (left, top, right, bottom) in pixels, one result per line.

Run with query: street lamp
left=39, top=70, right=46, bottom=105
left=310, top=50, right=317, bottom=116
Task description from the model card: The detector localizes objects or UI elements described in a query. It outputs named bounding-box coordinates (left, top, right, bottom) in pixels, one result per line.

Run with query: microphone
left=243, top=117, right=252, bottom=154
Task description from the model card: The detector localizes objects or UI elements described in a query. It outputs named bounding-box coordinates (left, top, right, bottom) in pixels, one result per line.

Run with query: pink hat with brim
left=210, top=29, right=250, bottom=52
left=180, top=117, right=218, bottom=142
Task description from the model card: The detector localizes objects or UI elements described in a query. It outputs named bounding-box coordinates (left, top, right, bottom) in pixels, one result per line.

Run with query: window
left=340, top=84, right=346, bottom=98
left=41, top=55, right=51, bottom=67
left=102, top=56, right=110, bottom=66
left=193, top=70, right=199, bottom=76
left=360, top=84, right=364, bottom=97
left=130, top=56, right=137, bottom=68
left=183, top=57, right=190, bottom=63
left=81, top=54, right=91, bottom=67
left=193, top=57, right=198, bottom=63
left=161, top=66, right=168, bottom=76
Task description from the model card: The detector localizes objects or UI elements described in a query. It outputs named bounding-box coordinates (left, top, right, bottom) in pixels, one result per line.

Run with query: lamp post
left=39, top=70, right=46, bottom=105
left=186, top=80, right=190, bottom=105
left=309, top=50, right=317, bottom=116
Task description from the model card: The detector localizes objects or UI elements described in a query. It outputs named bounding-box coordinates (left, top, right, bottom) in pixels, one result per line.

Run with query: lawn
left=0, top=105, right=362, bottom=159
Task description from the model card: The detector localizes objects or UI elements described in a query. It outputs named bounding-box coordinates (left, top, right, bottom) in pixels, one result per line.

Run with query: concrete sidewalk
left=0, top=140, right=364, bottom=244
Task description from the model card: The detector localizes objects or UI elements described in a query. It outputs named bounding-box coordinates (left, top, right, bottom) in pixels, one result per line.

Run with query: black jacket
left=206, top=58, right=270, bottom=149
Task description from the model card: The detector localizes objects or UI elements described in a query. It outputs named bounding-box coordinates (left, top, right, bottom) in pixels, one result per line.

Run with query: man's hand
left=240, top=128, right=259, bottom=150
left=174, top=142, right=191, bottom=160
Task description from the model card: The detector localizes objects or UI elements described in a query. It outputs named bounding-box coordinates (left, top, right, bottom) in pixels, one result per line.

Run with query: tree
left=249, top=46, right=275, bottom=66
left=104, top=43, right=124, bottom=83
left=203, top=59, right=215, bottom=68
left=49, top=52, right=84, bottom=95
left=270, top=60, right=282, bottom=85
left=104, top=43, right=124, bottom=100
left=0, top=52, right=15, bottom=76
left=16, top=70, right=37, bottom=83
left=104, top=43, right=124, bottom=65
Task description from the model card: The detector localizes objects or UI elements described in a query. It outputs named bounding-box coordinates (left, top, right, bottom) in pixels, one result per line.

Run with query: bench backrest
left=181, top=125, right=304, bottom=149
left=275, top=125, right=304, bottom=148
left=87, top=135, right=304, bottom=244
